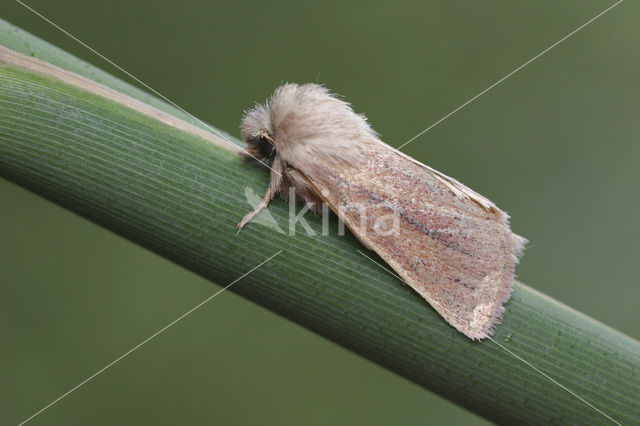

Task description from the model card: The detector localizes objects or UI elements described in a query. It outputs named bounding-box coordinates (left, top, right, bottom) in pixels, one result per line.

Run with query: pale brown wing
left=373, top=139, right=499, bottom=212
left=299, top=140, right=525, bottom=340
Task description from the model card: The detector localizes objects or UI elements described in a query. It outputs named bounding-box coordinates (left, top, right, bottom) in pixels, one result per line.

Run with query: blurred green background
left=2, top=0, right=638, bottom=424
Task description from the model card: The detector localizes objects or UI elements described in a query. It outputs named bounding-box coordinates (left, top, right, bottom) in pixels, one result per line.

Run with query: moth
left=237, top=83, right=525, bottom=340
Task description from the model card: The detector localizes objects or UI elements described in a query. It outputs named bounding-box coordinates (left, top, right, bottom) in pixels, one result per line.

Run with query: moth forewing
left=302, top=141, right=524, bottom=339
left=238, top=83, right=525, bottom=340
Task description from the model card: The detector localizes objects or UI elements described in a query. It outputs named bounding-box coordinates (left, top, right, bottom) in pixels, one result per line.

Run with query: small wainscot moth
left=237, top=83, right=525, bottom=340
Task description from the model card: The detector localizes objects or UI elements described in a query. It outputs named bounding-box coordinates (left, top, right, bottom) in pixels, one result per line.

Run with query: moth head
left=240, top=102, right=276, bottom=163
left=240, top=84, right=308, bottom=162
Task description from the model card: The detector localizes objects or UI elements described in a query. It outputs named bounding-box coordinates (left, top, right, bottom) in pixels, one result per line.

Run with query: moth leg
left=237, top=156, right=283, bottom=230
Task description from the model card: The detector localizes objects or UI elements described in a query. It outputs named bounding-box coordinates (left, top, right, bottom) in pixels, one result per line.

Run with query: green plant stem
left=1, top=19, right=638, bottom=425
